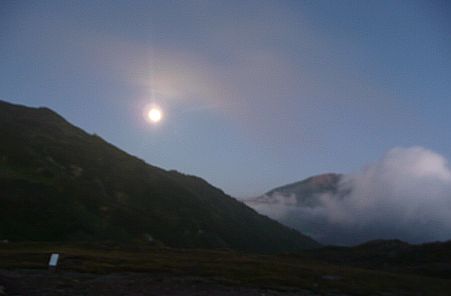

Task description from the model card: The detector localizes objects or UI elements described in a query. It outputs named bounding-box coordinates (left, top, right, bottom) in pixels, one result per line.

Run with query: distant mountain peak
left=248, top=173, right=342, bottom=208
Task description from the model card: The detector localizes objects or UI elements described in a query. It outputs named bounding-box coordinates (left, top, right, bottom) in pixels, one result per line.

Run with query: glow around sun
left=148, top=108, right=162, bottom=123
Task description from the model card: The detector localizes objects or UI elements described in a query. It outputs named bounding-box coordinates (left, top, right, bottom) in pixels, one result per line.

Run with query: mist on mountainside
left=248, top=147, right=451, bottom=245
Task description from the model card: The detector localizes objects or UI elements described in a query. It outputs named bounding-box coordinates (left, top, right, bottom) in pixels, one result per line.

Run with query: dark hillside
left=302, top=239, right=451, bottom=279
left=0, top=100, right=319, bottom=252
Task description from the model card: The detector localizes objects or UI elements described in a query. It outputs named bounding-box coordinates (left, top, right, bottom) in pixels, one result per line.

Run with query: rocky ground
left=0, top=269, right=326, bottom=296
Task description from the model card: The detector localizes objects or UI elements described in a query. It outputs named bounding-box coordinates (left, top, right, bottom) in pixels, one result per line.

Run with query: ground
left=0, top=269, right=323, bottom=296
left=0, top=243, right=450, bottom=296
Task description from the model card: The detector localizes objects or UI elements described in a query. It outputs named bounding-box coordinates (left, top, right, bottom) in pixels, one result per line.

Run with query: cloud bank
left=250, top=147, right=451, bottom=245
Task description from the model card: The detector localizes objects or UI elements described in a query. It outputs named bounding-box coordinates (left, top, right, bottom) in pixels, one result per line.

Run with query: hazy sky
left=1, top=1, right=450, bottom=197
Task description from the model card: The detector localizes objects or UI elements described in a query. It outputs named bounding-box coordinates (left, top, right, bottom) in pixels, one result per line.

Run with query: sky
left=1, top=1, right=450, bottom=197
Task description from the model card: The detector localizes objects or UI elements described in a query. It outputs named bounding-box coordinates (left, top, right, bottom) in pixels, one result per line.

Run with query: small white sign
left=49, top=253, right=59, bottom=267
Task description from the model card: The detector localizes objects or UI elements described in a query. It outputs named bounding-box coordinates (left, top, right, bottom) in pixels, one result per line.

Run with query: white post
left=48, top=253, right=59, bottom=272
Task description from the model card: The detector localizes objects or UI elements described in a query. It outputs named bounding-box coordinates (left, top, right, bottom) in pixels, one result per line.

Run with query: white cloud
left=249, top=147, right=451, bottom=245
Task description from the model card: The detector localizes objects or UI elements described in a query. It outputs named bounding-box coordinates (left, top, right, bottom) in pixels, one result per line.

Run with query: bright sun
left=148, top=108, right=162, bottom=123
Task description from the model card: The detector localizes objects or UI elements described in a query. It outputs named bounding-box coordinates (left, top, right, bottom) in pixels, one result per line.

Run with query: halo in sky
left=148, top=107, right=162, bottom=123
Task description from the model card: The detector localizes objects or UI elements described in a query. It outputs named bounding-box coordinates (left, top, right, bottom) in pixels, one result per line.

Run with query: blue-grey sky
left=1, top=1, right=450, bottom=197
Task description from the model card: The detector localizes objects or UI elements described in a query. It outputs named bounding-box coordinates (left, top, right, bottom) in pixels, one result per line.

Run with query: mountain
left=248, top=173, right=342, bottom=207
left=245, top=173, right=348, bottom=245
left=0, top=100, right=319, bottom=252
